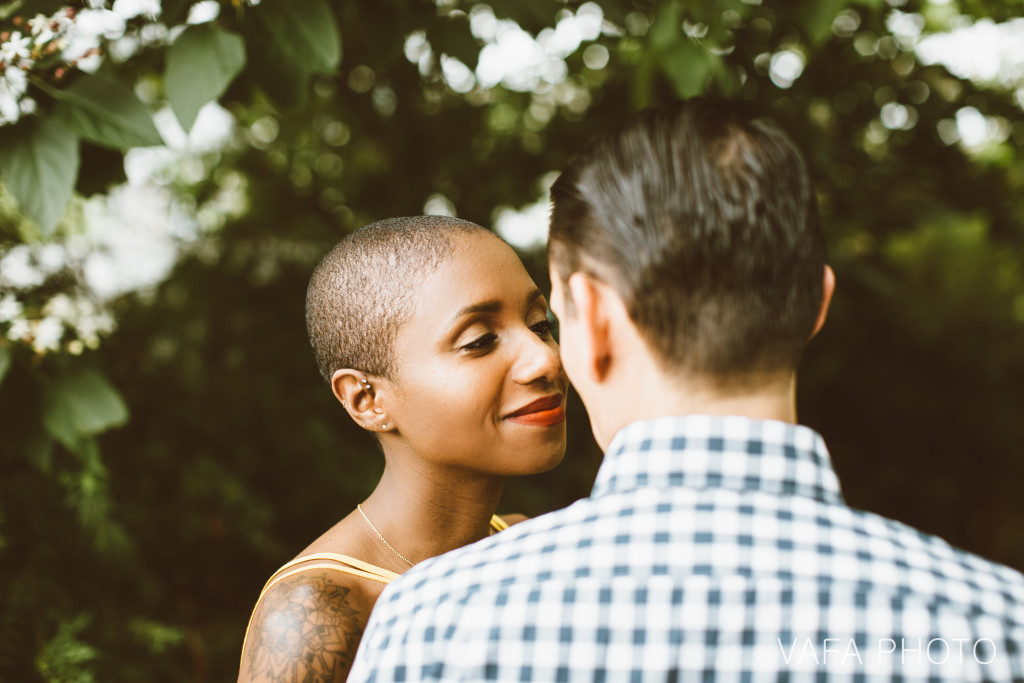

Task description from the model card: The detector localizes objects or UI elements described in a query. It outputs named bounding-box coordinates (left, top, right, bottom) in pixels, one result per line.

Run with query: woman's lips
left=505, top=394, right=566, bottom=426
left=508, top=406, right=566, bottom=426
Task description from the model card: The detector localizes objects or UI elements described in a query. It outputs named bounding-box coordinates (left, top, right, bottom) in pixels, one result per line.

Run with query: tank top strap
left=241, top=553, right=400, bottom=663
left=259, top=553, right=399, bottom=599
left=489, top=514, right=510, bottom=533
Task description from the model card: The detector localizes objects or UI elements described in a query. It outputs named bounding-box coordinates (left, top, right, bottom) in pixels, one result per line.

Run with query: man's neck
left=590, top=366, right=799, bottom=450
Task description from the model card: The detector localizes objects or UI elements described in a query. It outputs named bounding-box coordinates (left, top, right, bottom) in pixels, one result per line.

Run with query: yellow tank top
left=241, top=514, right=510, bottom=657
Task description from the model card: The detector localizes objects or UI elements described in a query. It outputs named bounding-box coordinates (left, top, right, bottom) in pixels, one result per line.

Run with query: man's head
left=548, top=99, right=833, bottom=443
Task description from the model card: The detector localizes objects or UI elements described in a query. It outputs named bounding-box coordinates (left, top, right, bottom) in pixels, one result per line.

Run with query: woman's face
left=384, top=232, right=567, bottom=476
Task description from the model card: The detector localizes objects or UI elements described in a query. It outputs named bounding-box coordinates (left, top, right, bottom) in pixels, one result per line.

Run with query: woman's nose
left=512, top=329, right=562, bottom=386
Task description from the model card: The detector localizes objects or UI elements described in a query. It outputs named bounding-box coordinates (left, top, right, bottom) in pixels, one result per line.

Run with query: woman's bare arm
left=239, top=572, right=371, bottom=683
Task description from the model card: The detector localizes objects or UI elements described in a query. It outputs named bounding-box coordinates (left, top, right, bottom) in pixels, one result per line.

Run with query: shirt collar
left=591, top=415, right=844, bottom=505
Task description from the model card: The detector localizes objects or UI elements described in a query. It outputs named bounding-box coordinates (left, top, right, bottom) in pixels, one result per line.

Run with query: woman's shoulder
left=239, top=564, right=377, bottom=682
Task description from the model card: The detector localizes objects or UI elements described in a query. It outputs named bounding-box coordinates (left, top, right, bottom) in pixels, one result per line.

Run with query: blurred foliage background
left=1, top=0, right=1023, bottom=680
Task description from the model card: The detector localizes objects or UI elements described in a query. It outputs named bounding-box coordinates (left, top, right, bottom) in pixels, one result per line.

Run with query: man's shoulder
left=411, top=501, right=589, bottom=577
left=353, top=492, right=1024, bottom=682
left=382, top=491, right=1024, bottom=614
left=848, top=504, right=1024, bottom=597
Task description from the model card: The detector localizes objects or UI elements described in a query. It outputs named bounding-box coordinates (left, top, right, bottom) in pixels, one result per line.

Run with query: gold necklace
left=357, top=503, right=415, bottom=567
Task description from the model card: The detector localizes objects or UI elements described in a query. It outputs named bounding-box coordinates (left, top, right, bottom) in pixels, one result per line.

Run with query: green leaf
left=430, top=14, right=480, bottom=72
left=35, top=613, right=98, bottom=683
left=130, top=619, right=186, bottom=655
left=485, top=0, right=556, bottom=35
left=24, top=431, right=55, bottom=475
left=257, top=0, right=342, bottom=75
left=799, top=0, right=848, bottom=47
left=0, top=346, right=10, bottom=387
left=15, top=0, right=65, bottom=16
left=661, top=39, right=712, bottom=99
left=0, top=0, right=23, bottom=20
left=166, top=24, right=247, bottom=132
left=246, top=18, right=313, bottom=109
left=54, top=74, right=163, bottom=150
left=631, top=50, right=658, bottom=110
left=649, top=0, right=683, bottom=51
left=160, top=0, right=193, bottom=24
left=0, top=117, right=79, bottom=236
left=42, top=367, right=129, bottom=450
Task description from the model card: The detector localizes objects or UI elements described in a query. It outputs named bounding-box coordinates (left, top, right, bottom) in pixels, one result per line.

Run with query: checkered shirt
left=349, top=416, right=1024, bottom=682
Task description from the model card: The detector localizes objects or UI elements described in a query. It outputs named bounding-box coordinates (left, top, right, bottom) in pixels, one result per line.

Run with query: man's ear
left=809, top=265, right=836, bottom=340
left=566, top=272, right=614, bottom=383
left=330, top=369, right=392, bottom=433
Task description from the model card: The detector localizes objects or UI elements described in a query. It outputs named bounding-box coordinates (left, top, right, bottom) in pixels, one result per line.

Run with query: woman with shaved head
left=238, top=216, right=567, bottom=682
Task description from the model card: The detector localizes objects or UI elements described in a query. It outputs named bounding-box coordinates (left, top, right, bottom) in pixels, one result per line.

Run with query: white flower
left=139, top=22, right=168, bottom=46
left=0, top=293, right=23, bottom=323
left=75, top=52, right=103, bottom=73
left=187, top=1, right=220, bottom=25
left=95, top=310, right=114, bottom=334
left=27, top=14, right=55, bottom=42
left=73, top=9, right=126, bottom=43
left=112, top=0, right=161, bottom=20
left=74, top=309, right=114, bottom=348
left=0, top=96, right=19, bottom=124
left=108, top=34, right=140, bottom=62
left=7, top=317, right=30, bottom=341
left=0, top=65, right=26, bottom=92
left=61, top=9, right=116, bottom=68
left=81, top=183, right=185, bottom=300
left=0, top=66, right=27, bottom=123
left=19, top=96, right=36, bottom=115
left=36, top=244, right=67, bottom=274
left=33, top=317, right=64, bottom=353
left=0, top=32, right=33, bottom=63
left=44, top=293, right=76, bottom=321
left=49, top=8, right=75, bottom=34
left=0, top=245, right=44, bottom=288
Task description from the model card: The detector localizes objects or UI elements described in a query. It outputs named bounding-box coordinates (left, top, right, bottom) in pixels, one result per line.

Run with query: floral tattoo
left=246, top=577, right=364, bottom=682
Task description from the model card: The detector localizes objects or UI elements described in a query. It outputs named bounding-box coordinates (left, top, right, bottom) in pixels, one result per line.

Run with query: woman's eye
left=461, top=332, right=498, bottom=351
left=529, top=318, right=557, bottom=337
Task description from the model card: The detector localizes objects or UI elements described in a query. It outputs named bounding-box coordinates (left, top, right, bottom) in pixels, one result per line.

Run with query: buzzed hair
left=306, top=216, right=490, bottom=383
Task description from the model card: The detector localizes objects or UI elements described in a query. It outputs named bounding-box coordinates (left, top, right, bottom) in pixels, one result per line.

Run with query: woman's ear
left=330, top=369, right=393, bottom=433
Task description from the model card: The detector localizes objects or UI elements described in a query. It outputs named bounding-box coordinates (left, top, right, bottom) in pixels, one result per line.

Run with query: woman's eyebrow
left=453, top=300, right=502, bottom=321
left=450, top=289, right=544, bottom=323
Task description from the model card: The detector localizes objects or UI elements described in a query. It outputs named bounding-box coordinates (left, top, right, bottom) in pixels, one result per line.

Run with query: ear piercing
left=357, top=379, right=388, bottom=431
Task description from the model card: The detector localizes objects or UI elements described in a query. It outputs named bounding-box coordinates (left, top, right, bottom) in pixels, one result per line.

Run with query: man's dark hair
left=306, top=216, right=489, bottom=383
left=548, top=98, right=826, bottom=384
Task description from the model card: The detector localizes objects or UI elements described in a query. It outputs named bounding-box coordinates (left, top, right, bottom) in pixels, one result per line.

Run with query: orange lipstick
left=505, top=394, right=566, bottom=427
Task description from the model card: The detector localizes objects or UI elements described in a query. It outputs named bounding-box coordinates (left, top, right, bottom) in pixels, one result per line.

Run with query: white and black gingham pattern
left=349, top=416, right=1024, bottom=682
